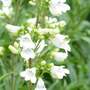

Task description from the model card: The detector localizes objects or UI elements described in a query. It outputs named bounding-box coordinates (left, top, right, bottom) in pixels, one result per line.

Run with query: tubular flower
left=35, top=78, right=46, bottom=90
left=36, top=40, right=47, bottom=53
left=49, top=0, right=70, bottom=16
left=52, top=34, right=71, bottom=52
left=0, top=0, right=13, bottom=16
left=21, top=48, right=35, bottom=60
left=18, top=34, right=35, bottom=49
left=20, top=68, right=36, bottom=83
left=6, top=24, right=22, bottom=33
left=54, top=51, right=68, bottom=62
left=51, top=66, right=70, bottom=79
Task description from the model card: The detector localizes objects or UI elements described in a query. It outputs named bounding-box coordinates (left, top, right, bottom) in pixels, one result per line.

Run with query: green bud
left=8, top=45, right=18, bottom=54
left=49, top=63, right=54, bottom=67
left=14, top=42, right=19, bottom=48
left=41, top=61, right=46, bottom=65
left=0, top=47, right=4, bottom=56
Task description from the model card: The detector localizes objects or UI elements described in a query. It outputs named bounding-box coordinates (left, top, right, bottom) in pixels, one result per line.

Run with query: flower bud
left=59, top=20, right=66, bottom=28
left=0, top=47, right=4, bottom=56
left=49, top=63, right=54, bottom=67
left=8, top=45, right=18, bottom=54
left=41, top=61, right=46, bottom=65
left=14, top=42, right=19, bottom=48
left=5, top=24, right=22, bottom=34
left=54, top=52, right=68, bottom=62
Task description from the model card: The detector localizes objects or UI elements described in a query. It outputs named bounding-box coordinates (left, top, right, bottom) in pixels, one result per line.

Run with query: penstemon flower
left=50, top=66, right=70, bottom=79
left=49, top=0, right=70, bottom=16
left=53, top=51, right=68, bottom=62
left=2, top=7, right=13, bottom=16
left=20, top=67, right=36, bottom=83
left=6, top=24, right=22, bottom=33
left=18, top=34, right=35, bottom=49
left=21, top=48, right=35, bottom=60
left=0, top=0, right=12, bottom=7
left=35, top=78, right=46, bottom=90
left=27, top=18, right=37, bottom=27
left=51, top=34, right=71, bottom=52
left=0, top=0, right=13, bottom=16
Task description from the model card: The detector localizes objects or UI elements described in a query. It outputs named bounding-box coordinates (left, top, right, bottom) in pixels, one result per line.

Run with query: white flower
left=52, top=34, right=71, bottom=52
left=27, top=18, right=36, bottom=25
left=1, top=0, right=12, bottom=7
left=35, top=78, right=46, bottom=90
left=6, top=24, right=22, bottom=33
left=29, top=1, right=36, bottom=6
left=59, top=20, right=66, bottom=27
left=36, top=40, right=47, bottom=53
left=21, top=48, right=35, bottom=60
left=54, top=52, right=68, bottom=62
left=18, top=34, right=36, bottom=60
left=20, top=68, right=36, bottom=83
left=0, top=0, right=12, bottom=16
left=49, top=0, right=70, bottom=16
left=18, top=34, right=35, bottom=49
left=50, top=66, right=70, bottom=79
left=2, top=7, right=13, bottom=16
left=27, top=27, right=32, bottom=32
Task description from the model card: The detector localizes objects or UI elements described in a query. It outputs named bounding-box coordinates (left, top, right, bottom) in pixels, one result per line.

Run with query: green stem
left=10, top=56, right=16, bottom=90
left=13, top=0, right=23, bottom=24
left=11, top=73, right=15, bottom=90
left=35, top=0, right=46, bottom=28
left=28, top=59, right=32, bottom=90
left=35, top=0, right=40, bottom=27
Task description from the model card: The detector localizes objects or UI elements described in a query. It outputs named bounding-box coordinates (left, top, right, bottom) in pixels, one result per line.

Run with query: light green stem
left=29, top=59, right=32, bottom=90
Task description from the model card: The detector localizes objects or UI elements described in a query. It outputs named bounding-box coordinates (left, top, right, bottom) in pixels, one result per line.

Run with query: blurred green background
left=0, top=0, right=90, bottom=90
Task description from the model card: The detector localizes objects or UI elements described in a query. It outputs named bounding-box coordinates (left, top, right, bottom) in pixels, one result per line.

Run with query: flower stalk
left=36, top=0, right=47, bottom=28
left=28, top=58, right=32, bottom=90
